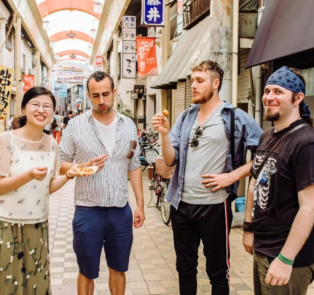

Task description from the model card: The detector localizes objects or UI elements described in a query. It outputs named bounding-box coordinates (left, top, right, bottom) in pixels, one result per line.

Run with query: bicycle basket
left=146, top=150, right=159, bottom=163
left=155, top=158, right=176, bottom=180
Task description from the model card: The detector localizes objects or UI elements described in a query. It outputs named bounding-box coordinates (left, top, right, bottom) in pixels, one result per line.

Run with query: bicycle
left=148, top=158, right=174, bottom=226
left=139, top=141, right=159, bottom=171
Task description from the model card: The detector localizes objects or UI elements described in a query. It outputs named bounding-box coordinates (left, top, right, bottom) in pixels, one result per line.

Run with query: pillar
left=35, top=50, right=41, bottom=86
left=0, top=19, right=7, bottom=66
left=14, top=15, right=22, bottom=114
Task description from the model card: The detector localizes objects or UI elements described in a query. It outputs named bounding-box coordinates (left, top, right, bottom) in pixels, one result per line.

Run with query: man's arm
left=265, top=184, right=314, bottom=286
left=152, top=114, right=175, bottom=166
left=201, top=160, right=253, bottom=191
left=242, top=177, right=256, bottom=255
left=128, top=167, right=145, bottom=228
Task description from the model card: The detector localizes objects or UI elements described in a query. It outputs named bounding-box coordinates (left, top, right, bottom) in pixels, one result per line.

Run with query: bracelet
left=278, top=253, right=294, bottom=266
left=243, top=221, right=254, bottom=232
left=65, top=173, right=75, bottom=180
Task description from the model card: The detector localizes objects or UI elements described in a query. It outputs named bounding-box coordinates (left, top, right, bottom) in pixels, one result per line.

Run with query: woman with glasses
left=0, top=87, right=82, bottom=295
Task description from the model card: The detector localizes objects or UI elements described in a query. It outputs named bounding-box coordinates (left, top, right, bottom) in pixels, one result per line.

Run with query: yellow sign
left=0, top=67, right=14, bottom=118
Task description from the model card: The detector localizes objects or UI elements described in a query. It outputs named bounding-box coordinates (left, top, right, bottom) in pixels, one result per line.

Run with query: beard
left=265, top=109, right=280, bottom=121
left=94, top=103, right=113, bottom=114
left=192, top=90, right=214, bottom=104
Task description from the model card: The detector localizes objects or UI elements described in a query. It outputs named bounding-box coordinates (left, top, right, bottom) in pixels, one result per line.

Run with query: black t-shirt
left=251, top=119, right=314, bottom=267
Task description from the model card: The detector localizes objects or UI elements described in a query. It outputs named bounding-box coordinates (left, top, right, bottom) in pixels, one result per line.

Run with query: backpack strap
left=230, top=108, right=236, bottom=170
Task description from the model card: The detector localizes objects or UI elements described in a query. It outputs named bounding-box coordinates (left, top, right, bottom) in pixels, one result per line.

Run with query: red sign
left=23, top=75, right=35, bottom=93
left=136, top=37, right=158, bottom=77
left=96, top=56, right=103, bottom=71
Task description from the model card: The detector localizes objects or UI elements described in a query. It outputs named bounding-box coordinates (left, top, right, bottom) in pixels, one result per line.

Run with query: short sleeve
left=59, top=120, right=75, bottom=163
left=0, top=132, right=12, bottom=178
left=128, top=122, right=141, bottom=171
left=294, top=143, right=314, bottom=192
left=52, top=138, right=60, bottom=179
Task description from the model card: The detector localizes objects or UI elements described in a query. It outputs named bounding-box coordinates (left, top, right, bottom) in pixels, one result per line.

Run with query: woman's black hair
left=19, top=87, right=56, bottom=128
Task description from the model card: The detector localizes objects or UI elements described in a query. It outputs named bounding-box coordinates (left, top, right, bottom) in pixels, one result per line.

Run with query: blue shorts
left=73, top=204, right=133, bottom=279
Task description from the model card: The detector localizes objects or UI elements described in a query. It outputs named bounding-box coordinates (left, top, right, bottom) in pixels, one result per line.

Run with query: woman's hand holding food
left=30, top=167, right=48, bottom=181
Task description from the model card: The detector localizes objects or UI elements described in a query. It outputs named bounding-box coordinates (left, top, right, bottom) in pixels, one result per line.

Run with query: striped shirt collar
left=86, top=108, right=125, bottom=123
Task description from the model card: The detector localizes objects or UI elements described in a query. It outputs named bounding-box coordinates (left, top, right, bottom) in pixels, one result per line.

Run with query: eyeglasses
left=28, top=101, right=53, bottom=111
left=190, top=126, right=203, bottom=147
left=127, top=140, right=137, bottom=159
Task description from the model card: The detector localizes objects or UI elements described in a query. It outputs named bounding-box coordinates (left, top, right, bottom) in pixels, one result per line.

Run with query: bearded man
left=152, top=60, right=262, bottom=295
left=243, top=66, right=314, bottom=295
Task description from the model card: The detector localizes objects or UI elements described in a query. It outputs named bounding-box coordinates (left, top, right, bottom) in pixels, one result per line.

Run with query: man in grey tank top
left=152, top=60, right=262, bottom=295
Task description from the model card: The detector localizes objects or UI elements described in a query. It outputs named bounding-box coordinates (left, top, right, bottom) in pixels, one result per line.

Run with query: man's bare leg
left=109, top=267, right=126, bottom=295
left=78, top=272, right=94, bottom=295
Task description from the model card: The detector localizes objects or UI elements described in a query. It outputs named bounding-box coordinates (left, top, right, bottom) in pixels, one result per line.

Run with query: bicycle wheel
left=161, top=181, right=171, bottom=225
left=152, top=170, right=160, bottom=205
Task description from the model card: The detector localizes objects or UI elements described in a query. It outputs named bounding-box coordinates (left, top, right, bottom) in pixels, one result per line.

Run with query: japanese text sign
left=123, top=41, right=137, bottom=54
left=122, top=54, right=136, bottom=79
left=0, top=67, right=13, bottom=118
left=122, top=16, right=136, bottom=28
left=96, top=56, right=103, bottom=71
left=142, top=0, right=165, bottom=26
left=122, top=29, right=136, bottom=41
left=23, top=75, right=35, bottom=93
left=136, top=37, right=158, bottom=77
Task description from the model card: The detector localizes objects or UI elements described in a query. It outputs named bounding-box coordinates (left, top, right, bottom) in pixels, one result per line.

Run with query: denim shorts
left=73, top=204, right=133, bottom=279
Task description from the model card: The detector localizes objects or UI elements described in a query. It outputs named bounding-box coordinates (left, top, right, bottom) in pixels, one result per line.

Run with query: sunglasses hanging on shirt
left=190, top=125, right=210, bottom=147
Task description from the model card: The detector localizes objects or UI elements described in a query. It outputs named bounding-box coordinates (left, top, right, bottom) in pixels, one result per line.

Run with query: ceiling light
left=87, top=45, right=93, bottom=53
left=43, top=20, right=50, bottom=30
left=66, top=31, right=77, bottom=38
left=90, top=28, right=96, bottom=37
left=70, top=54, right=77, bottom=59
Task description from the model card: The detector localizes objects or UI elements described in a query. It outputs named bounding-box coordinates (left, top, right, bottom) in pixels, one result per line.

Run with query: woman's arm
left=0, top=167, right=48, bottom=195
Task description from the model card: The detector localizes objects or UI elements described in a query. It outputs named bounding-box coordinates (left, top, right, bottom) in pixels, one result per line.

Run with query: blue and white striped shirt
left=59, top=110, right=141, bottom=207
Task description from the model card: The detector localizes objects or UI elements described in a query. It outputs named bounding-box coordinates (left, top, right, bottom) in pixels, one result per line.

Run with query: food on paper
left=163, top=110, right=169, bottom=117
left=77, top=166, right=99, bottom=175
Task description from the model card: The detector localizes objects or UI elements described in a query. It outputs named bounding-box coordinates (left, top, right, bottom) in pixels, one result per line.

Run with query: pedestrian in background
left=243, top=66, right=314, bottom=295
left=63, top=110, right=73, bottom=129
left=59, top=71, right=145, bottom=295
left=0, top=87, right=84, bottom=295
left=152, top=60, right=262, bottom=295
left=52, top=110, right=63, bottom=144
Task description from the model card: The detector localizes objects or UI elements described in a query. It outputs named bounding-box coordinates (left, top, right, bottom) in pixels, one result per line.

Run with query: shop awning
left=151, top=17, right=211, bottom=89
left=246, top=0, right=314, bottom=68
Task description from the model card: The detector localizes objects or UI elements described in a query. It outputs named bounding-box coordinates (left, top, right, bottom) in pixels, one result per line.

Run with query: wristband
left=278, top=253, right=294, bottom=266
left=243, top=221, right=254, bottom=232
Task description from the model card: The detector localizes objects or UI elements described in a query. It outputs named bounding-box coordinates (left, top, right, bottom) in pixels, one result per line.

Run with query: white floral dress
left=0, top=131, right=60, bottom=295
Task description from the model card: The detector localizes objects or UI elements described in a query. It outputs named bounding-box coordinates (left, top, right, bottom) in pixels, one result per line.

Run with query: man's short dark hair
left=68, top=110, right=73, bottom=115
left=191, top=60, right=224, bottom=92
left=86, top=71, right=114, bottom=93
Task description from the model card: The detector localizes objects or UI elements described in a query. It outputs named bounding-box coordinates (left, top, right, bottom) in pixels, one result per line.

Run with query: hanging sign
left=96, top=56, right=103, bottom=71
left=0, top=67, right=13, bottom=118
left=136, top=37, right=158, bottom=77
left=141, top=0, right=165, bottom=26
left=122, top=16, right=137, bottom=79
left=122, top=54, right=136, bottom=79
left=23, top=75, right=35, bottom=93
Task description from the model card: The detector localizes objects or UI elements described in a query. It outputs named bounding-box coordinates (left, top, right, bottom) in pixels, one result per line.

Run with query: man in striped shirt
left=59, top=71, right=145, bottom=295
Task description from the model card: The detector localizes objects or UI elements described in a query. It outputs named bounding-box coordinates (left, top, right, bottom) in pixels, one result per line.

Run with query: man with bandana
left=243, top=66, right=314, bottom=295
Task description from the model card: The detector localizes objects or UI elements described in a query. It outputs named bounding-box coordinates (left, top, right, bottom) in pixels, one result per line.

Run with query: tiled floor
left=49, top=174, right=314, bottom=295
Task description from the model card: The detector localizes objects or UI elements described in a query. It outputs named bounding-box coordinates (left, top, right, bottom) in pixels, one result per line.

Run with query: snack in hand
left=163, top=110, right=169, bottom=117
left=77, top=166, right=99, bottom=175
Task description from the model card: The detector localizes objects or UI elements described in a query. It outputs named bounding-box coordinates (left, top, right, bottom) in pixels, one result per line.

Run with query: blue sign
left=142, top=0, right=165, bottom=27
